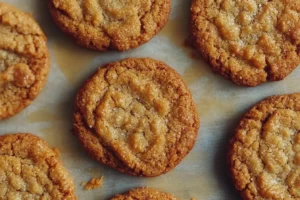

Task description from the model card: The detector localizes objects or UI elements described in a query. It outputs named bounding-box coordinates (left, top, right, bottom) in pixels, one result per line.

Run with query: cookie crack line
left=0, top=28, right=46, bottom=59
left=0, top=21, right=44, bottom=39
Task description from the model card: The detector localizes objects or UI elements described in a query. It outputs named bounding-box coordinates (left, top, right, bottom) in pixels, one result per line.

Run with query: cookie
left=111, top=187, right=178, bottom=200
left=0, top=3, right=49, bottom=119
left=74, top=58, right=199, bottom=177
left=48, top=0, right=171, bottom=51
left=190, top=0, right=300, bottom=86
left=228, top=93, right=300, bottom=199
left=0, top=133, right=76, bottom=199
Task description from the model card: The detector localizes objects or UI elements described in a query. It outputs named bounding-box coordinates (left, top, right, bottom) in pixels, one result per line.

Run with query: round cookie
left=48, top=0, right=171, bottom=51
left=0, top=133, right=76, bottom=199
left=74, top=58, right=199, bottom=177
left=0, top=3, right=49, bottom=119
left=111, top=188, right=178, bottom=200
left=229, top=93, right=300, bottom=199
left=190, top=0, right=300, bottom=86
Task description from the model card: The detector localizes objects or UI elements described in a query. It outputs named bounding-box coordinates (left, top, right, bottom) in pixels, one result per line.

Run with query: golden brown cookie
left=190, top=0, right=300, bottom=86
left=0, top=3, right=49, bottom=120
left=0, top=133, right=76, bottom=199
left=111, top=188, right=178, bottom=200
left=74, top=58, right=199, bottom=177
left=48, top=0, right=171, bottom=51
left=229, top=93, right=300, bottom=199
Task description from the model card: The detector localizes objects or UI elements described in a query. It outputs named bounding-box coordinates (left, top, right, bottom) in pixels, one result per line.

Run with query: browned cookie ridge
left=110, top=187, right=178, bottom=200
left=48, top=0, right=171, bottom=51
left=191, top=0, right=300, bottom=86
left=74, top=58, right=199, bottom=177
left=0, top=3, right=50, bottom=119
left=0, top=133, right=76, bottom=199
left=229, top=93, right=300, bottom=199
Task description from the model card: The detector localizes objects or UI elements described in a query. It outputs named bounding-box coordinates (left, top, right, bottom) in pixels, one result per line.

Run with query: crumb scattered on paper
left=191, top=198, right=197, bottom=200
left=82, top=176, right=104, bottom=190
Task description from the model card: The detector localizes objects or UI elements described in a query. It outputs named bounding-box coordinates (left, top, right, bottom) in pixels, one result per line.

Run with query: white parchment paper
left=1, top=0, right=300, bottom=199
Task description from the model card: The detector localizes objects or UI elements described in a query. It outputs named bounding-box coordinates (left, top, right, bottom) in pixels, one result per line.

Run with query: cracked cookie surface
left=111, top=187, right=178, bottom=200
left=48, top=0, right=170, bottom=51
left=0, top=3, right=49, bottom=119
left=191, top=0, right=300, bottom=86
left=74, top=58, right=199, bottom=177
left=229, top=93, right=300, bottom=199
left=0, top=133, right=76, bottom=200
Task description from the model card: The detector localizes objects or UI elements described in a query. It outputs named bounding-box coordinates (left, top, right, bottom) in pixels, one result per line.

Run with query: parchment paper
left=1, top=1, right=300, bottom=199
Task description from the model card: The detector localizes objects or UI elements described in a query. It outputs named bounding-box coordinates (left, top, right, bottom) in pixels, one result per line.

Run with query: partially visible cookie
left=111, top=188, right=178, bottom=200
left=48, top=0, right=171, bottom=51
left=0, top=3, right=49, bottom=119
left=74, top=58, right=199, bottom=177
left=190, top=0, right=300, bottom=86
left=229, top=93, right=300, bottom=199
left=0, top=133, right=76, bottom=199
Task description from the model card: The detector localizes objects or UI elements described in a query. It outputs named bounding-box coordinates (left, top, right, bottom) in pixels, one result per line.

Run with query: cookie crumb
left=191, top=198, right=197, bottom=200
left=82, top=176, right=104, bottom=190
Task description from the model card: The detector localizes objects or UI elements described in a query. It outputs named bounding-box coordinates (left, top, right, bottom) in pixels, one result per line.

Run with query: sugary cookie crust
left=191, top=0, right=300, bottom=86
left=229, top=93, right=300, bottom=199
left=110, top=187, right=178, bottom=200
left=74, top=58, right=199, bottom=177
left=0, top=133, right=76, bottom=200
left=0, top=3, right=49, bottom=119
left=48, top=0, right=171, bottom=51
left=82, top=176, right=103, bottom=190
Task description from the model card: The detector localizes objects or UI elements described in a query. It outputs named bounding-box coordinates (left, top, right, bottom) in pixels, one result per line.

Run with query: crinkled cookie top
left=0, top=133, right=76, bottom=200
left=74, top=58, right=199, bottom=177
left=191, top=0, right=300, bottom=86
left=0, top=3, right=49, bottom=119
left=49, top=0, right=170, bottom=51
left=229, top=93, right=300, bottom=199
left=111, top=188, right=178, bottom=200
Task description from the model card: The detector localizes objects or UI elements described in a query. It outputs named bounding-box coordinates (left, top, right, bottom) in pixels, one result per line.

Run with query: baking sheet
left=1, top=0, right=300, bottom=199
